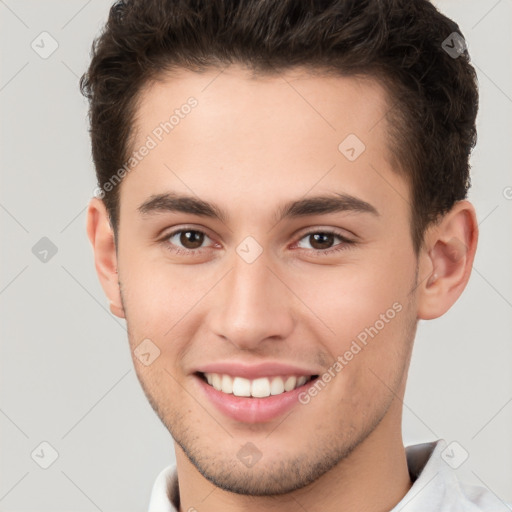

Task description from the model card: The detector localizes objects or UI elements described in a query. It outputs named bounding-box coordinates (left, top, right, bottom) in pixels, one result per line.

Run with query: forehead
left=133, top=65, right=392, bottom=148
left=123, top=65, right=408, bottom=226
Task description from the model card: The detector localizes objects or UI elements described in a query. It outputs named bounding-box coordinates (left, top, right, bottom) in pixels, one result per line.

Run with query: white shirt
left=148, top=438, right=509, bottom=511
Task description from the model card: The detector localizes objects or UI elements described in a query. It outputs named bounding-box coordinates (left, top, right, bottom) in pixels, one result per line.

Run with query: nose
left=209, top=251, right=295, bottom=351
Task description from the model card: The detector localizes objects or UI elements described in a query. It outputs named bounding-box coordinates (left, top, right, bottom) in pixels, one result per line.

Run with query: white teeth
left=221, top=374, right=233, bottom=394
left=212, top=373, right=222, bottom=391
left=251, top=377, right=271, bottom=398
left=270, top=377, right=285, bottom=395
left=232, top=377, right=251, bottom=397
left=284, top=376, right=297, bottom=392
left=203, top=373, right=311, bottom=397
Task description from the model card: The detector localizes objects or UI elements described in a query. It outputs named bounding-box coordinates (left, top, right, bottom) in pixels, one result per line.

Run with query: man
left=81, top=0, right=507, bottom=510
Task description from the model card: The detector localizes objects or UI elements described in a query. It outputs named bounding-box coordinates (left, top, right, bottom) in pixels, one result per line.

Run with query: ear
left=86, top=197, right=125, bottom=319
left=416, top=200, right=478, bottom=320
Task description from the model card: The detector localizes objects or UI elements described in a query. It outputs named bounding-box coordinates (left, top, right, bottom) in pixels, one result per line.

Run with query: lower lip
left=194, top=375, right=316, bottom=423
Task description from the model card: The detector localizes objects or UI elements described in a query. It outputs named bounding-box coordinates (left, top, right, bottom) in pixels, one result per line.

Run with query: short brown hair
left=80, top=0, right=478, bottom=256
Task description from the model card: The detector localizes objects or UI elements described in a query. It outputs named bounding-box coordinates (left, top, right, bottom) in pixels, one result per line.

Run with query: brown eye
left=295, top=230, right=355, bottom=254
left=308, top=232, right=335, bottom=250
left=164, top=229, right=211, bottom=252
left=177, top=230, right=205, bottom=249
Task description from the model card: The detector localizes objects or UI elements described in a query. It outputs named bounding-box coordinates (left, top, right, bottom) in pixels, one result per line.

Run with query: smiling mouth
left=196, top=372, right=319, bottom=398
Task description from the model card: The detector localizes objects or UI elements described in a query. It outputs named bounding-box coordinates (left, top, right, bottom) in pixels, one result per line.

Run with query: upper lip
left=194, top=361, right=320, bottom=379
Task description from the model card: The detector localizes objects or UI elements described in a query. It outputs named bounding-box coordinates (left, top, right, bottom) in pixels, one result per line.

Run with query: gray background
left=1, top=0, right=511, bottom=510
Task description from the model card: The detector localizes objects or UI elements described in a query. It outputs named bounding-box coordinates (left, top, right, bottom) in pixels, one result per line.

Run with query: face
left=107, top=66, right=421, bottom=494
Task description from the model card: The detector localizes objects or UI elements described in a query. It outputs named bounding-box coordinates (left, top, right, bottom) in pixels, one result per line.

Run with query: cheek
left=120, top=261, right=210, bottom=383
left=291, top=261, right=412, bottom=393
left=292, top=260, right=410, bottom=343
left=120, top=257, right=200, bottom=336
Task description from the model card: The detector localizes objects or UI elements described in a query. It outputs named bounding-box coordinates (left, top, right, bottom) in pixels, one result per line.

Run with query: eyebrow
left=137, top=191, right=380, bottom=223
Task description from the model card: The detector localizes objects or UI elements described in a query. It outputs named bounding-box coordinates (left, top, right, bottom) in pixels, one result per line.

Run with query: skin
left=87, top=65, right=478, bottom=512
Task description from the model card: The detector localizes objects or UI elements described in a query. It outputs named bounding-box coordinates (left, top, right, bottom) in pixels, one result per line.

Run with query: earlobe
left=86, top=197, right=125, bottom=319
left=109, top=299, right=125, bottom=318
left=416, top=200, right=478, bottom=320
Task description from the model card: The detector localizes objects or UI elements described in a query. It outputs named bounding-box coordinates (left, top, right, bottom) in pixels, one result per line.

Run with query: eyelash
left=159, top=227, right=356, bottom=257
